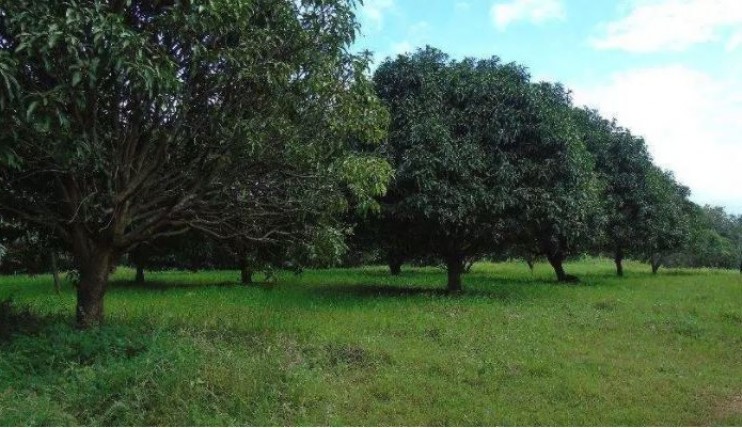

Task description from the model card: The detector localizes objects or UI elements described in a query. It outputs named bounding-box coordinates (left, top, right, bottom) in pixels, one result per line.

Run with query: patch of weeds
left=526, top=362, right=553, bottom=378
left=423, top=327, right=443, bottom=341
left=325, top=344, right=371, bottom=367
left=669, top=317, right=705, bottom=338
left=720, top=312, right=742, bottom=325
left=296, top=342, right=391, bottom=371
left=57, top=338, right=203, bottom=426
left=656, top=363, right=679, bottom=374
left=5, top=323, right=152, bottom=371
left=647, top=315, right=705, bottom=339
left=593, top=299, right=620, bottom=311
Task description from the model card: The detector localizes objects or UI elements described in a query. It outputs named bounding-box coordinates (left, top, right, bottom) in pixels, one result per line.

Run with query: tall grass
left=1, top=259, right=740, bottom=425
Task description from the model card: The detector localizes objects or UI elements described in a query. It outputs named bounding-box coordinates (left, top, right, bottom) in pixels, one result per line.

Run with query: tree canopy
left=0, top=0, right=390, bottom=327
left=369, top=47, right=606, bottom=289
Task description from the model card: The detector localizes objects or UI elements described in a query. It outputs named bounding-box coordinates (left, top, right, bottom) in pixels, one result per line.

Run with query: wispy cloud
left=490, top=0, right=565, bottom=31
left=591, top=0, right=742, bottom=52
left=387, top=21, right=430, bottom=59
left=390, top=41, right=413, bottom=56
left=359, top=0, right=395, bottom=31
left=726, top=30, right=742, bottom=52
left=572, top=65, right=742, bottom=212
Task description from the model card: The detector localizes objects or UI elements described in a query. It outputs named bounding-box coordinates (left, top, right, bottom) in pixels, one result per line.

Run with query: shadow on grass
left=660, top=269, right=713, bottom=277
left=0, top=298, right=52, bottom=342
left=308, top=277, right=562, bottom=303
left=356, top=268, right=444, bottom=278
left=107, top=279, right=239, bottom=291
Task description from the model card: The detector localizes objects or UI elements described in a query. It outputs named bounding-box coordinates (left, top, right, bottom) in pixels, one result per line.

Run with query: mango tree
left=373, top=47, right=567, bottom=291
left=0, top=0, right=390, bottom=327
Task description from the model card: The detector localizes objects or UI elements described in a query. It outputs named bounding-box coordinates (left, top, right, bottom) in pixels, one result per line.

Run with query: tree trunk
left=650, top=253, right=662, bottom=275
left=446, top=254, right=464, bottom=293
left=546, top=253, right=567, bottom=282
left=388, top=258, right=402, bottom=276
left=240, top=265, right=253, bottom=285
left=525, top=254, right=535, bottom=273
left=135, top=265, right=145, bottom=283
left=50, top=252, right=61, bottom=294
left=615, top=248, right=624, bottom=277
left=76, top=249, right=113, bottom=328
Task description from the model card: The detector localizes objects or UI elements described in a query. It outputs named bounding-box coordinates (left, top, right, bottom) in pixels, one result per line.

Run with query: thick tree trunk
left=135, top=265, right=145, bottom=283
left=446, top=254, right=464, bottom=293
left=388, top=258, right=402, bottom=276
left=546, top=253, right=567, bottom=282
left=76, top=249, right=113, bottom=328
left=650, top=253, right=662, bottom=275
left=614, top=248, right=624, bottom=277
left=50, top=252, right=61, bottom=294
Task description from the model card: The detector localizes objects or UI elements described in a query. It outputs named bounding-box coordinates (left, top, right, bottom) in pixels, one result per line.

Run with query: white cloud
left=490, top=0, right=566, bottom=31
left=591, top=0, right=742, bottom=52
left=387, top=22, right=430, bottom=59
left=391, top=41, right=413, bottom=56
left=571, top=65, right=742, bottom=213
left=409, top=21, right=431, bottom=37
left=726, top=30, right=742, bottom=51
left=359, top=0, right=395, bottom=31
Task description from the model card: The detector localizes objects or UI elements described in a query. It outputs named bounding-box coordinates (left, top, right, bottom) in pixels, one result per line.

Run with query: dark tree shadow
left=309, top=278, right=557, bottom=304
left=107, top=279, right=239, bottom=291
left=0, top=298, right=62, bottom=342
left=312, top=283, right=449, bottom=299
left=660, top=269, right=711, bottom=277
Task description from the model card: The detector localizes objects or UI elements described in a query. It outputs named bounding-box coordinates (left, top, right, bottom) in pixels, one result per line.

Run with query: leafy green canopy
left=371, top=46, right=601, bottom=285
left=572, top=108, right=656, bottom=261
left=374, top=49, right=518, bottom=269
left=507, top=82, right=601, bottom=275
left=0, top=0, right=391, bottom=325
left=0, top=0, right=390, bottom=257
left=641, top=166, right=691, bottom=264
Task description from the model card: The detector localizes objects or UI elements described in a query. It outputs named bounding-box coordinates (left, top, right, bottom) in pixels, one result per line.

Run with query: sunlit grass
left=1, top=258, right=740, bottom=425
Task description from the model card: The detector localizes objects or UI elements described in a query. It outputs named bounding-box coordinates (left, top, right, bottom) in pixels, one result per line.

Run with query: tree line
left=0, top=1, right=740, bottom=328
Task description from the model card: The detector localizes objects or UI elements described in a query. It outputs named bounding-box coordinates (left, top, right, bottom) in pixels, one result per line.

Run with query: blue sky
left=353, top=0, right=742, bottom=214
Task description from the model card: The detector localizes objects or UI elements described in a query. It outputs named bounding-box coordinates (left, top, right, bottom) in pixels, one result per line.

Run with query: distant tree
left=641, top=166, right=691, bottom=274
left=0, top=218, right=67, bottom=291
left=674, top=205, right=740, bottom=269
left=372, top=48, right=526, bottom=290
left=573, top=108, right=654, bottom=276
left=0, top=1, right=390, bottom=327
left=372, top=47, right=598, bottom=290
left=506, top=82, right=602, bottom=282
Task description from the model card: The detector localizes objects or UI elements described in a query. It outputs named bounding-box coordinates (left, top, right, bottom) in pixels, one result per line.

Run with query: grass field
left=0, top=259, right=740, bottom=426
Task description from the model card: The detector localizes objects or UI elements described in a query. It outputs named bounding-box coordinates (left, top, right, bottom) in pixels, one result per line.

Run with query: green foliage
left=368, top=47, right=604, bottom=284
left=507, top=82, right=602, bottom=277
left=572, top=108, right=656, bottom=260
left=641, top=166, right=691, bottom=268
left=665, top=204, right=742, bottom=269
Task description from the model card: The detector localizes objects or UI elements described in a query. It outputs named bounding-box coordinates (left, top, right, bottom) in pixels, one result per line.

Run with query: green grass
left=1, top=259, right=740, bottom=426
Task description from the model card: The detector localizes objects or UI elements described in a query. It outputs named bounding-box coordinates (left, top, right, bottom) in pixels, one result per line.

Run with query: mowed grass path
left=1, top=259, right=740, bottom=426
